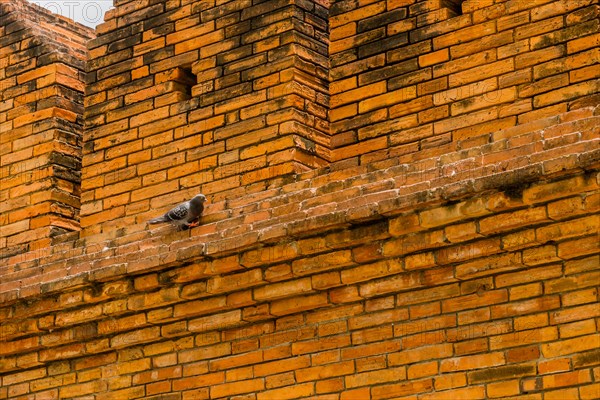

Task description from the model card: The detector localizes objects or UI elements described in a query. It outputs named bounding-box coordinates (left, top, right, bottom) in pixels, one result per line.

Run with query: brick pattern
left=1, top=106, right=599, bottom=399
left=82, top=0, right=330, bottom=235
left=0, top=0, right=93, bottom=257
left=329, top=0, right=600, bottom=164
left=0, top=0, right=599, bottom=398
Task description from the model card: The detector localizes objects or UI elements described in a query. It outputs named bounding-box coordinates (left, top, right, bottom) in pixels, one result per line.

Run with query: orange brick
left=558, top=236, right=600, bottom=260
left=538, top=358, right=571, bottom=375
left=454, top=338, right=489, bottom=356
left=490, top=326, right=558, bottom=350
left=562, top=288, right=598, bottom=307
left=559, top=319, right=597, bottom=339
left=542, top=333, right=600, bottom=358
left=292, top=335, right=351, bottom=356
left=270, top=293, right=329, bottom=316
left=254, top=278, right=313, bottom=301
left=341, top=340, right=402, bottom=361
left=2, top=4, right=600, bottom=400
left=408, top=361, right=438, bottom=379
left=543, top=370, right=592, bottom=389
left=316, top=378, right=344, bottom=394
left=340, top=388, right=370, bottom=400
left=509, top=282, right=543, bottom=301
left=295, top=360, right=355, bottom=383
left=372, top=378, right=434, bottom=399
left=580, top=383, right=600, bottom=400
left=392, top=343, right=451, bottom=367
left=434, top=372, right=467, bottom=391
left=479, top=207, right=549, bottom=235
left=331, top=81, right=387, bottom=108
left=524, top=175, right=598, bottom=204
left=257, top=382, right=314, bottom=399
left=345, top=366, right=407, bottom=388
left=550, top=303, right=600, bottom=326
left=420, top=386, right=486, bottom=400
left=440, top=352, right=505, bottom=373
left=442, top=289, right=508, bottom=313
left=210, top=378, right=264, bottom=398
left=491, top=296, right=561, bottom=319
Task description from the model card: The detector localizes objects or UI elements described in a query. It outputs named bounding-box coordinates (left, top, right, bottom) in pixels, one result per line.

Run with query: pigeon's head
left=193, top=194, right=207, bottom=203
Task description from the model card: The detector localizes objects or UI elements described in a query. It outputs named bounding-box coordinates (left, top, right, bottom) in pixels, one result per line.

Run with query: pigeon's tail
left=147, top=215, right=168, bottom=224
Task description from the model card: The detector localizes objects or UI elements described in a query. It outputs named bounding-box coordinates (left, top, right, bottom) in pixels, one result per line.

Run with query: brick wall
left=0, top=0, right=599, bottom=399
left=0, top=0, right=94, bottom=258
left=329, top=0, right=599, bottom=164
left=81, top=0, right=331, bottom=236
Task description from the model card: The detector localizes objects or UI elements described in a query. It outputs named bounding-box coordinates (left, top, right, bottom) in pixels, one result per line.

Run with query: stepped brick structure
left=1, top=0, right=599, bottom=399
left=0, top=0, right=94, bottom=255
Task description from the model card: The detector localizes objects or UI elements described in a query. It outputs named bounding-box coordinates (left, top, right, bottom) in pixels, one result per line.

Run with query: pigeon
left=147, top=194, right=207, bottom=230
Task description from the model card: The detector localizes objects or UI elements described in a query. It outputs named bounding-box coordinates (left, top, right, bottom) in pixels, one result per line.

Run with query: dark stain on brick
left=469, top=364, right=536, bottom=384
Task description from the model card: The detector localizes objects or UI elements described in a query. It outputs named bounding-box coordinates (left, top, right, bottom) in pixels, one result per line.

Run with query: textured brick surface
left=0, top=0, right=94, bottom=257
left=80, top=0, right=331, bottom=235
left=1, top=0, right=599, bottom=399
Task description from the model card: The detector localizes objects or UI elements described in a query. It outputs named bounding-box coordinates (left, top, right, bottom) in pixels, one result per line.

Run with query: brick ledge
left=0, top=107, right=598, bottom=302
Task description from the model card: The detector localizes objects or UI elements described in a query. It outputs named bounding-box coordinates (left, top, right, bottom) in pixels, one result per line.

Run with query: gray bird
left=147, top=194, right=207, bottom=230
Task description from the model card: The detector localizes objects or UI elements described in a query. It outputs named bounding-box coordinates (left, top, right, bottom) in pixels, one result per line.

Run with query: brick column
left=0, top=0, right=93, bottom=257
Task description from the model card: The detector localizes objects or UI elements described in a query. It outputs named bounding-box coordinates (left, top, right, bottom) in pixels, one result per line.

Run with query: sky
left=35, top=0, right=113, bottom=28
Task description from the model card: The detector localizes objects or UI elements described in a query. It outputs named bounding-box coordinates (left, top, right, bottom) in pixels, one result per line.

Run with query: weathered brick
left=541, top=333, right=600, bottom=358
left=270, top=293, right=329, bottom=316
left=296, top=360, right=355, bottom=383
left=2, top=2, right=599, bottom=400
left=442, top=289, right=508, bottom=313
left=371, top=379, right=434, bottom=399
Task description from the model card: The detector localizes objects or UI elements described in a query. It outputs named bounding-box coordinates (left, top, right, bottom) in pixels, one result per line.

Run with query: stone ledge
left=0, top=108, right=598, bottom=302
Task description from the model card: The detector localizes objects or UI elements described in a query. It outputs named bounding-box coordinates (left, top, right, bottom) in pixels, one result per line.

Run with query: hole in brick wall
left=177, top=66, right=195, bottom=97
left=444, top=0, right=463, bottom=16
